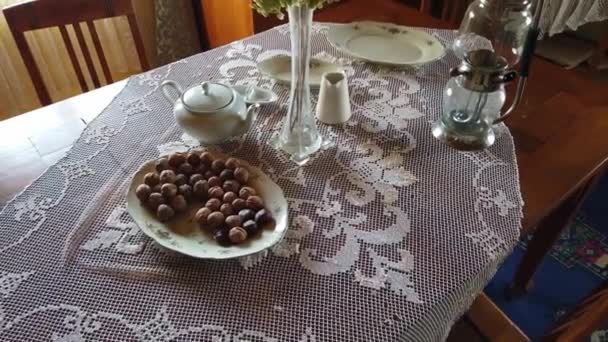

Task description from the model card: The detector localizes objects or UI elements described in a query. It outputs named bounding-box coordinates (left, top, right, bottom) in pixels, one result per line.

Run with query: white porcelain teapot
left=161, top=80, right=260, bottom=144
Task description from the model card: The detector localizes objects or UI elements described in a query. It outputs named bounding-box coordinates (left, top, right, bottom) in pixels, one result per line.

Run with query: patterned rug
left=485, top=175, right=608, bottom=341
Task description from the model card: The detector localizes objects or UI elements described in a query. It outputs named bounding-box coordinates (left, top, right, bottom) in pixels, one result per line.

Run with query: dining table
left=1, top=5, right=607, bottom=342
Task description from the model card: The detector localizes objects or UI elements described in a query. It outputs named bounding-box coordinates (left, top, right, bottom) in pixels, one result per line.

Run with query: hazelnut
left=152, top=184, right=162, bottom=193
left=136, top=184, right=152, bottom=202
left=208, top=176, right=221, bottom=188
left=195, top=207, right=212, bottom=226
left=246, top=196, right=264, bottom=210
left=174, top=174, right=188, bottom=186
left=178, top=162, right=194, bottom=175
left=238, top=209, right=255, bottom=222
left=200, top=152, right=213, bottom=165
left=229, top=227, right=248, bottom=244
left=255, top=209, right=273, bottom=224
left=211, top=159, right=225, bottom=173
left=223, top=180, right=240, bottom=193
left=225, top=157, right=240, bottom=170
left=223, top=191, right=237, bottom=203
left=214, top=229, right=231, bottom=246
left=205, top=198, right=222, bottom=211
left=155, top=158, right=170, bottom=172
left=144, top=172, right=160, bottom=186
left=234, top=167, right=249, bottom=184
left=186, top=152, right=201, bottom=166
left=195, top=163, right=209, bottom=175
left=208, top=186, right=224, bottom=199
left=170, top=195, right=188, bottom=213
left=225, top=215, right=242, bottom=228
left=168, top=153, right=186, bottom=167
left=161, top=183, right=178, bottom=198
left=189, top=173, right=204, bottom=186
left=243, top=220, right=259, bottom=235
left=207, top=211, right=225, bottom=229
left=159, top=170, right=176, bottom=184
left=193, top=180, right=209, bottom=199
left=148, top=193, right=165, bottom=210
left=219, top=169, right=234, bottom=181
left=156, top=204, right=175, bottom=222
left=204, top=170, right=216, bottom=180
left=178, top=184, right=193, bottom=200
left=232, top=198, right=247, bottom=211
left=220, top=203, right=234, bottom=216
left=239, top=186, right=257, bottom=199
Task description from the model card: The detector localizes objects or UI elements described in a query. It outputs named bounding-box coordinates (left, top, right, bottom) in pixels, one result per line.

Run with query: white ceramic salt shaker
left=316, top=71, right=352, bottom=125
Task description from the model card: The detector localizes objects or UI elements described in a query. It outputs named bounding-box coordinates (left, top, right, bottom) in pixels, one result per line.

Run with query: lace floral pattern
left=0, top=24, right=522, bottom=341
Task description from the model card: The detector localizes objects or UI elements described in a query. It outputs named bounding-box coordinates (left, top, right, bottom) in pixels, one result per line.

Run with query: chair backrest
left=3, top=0, right=150, bottom=106
left=419, top=0, right=470, bottom=27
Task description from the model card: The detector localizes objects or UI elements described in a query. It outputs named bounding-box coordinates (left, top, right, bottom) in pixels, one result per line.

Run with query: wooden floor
left=448, top=318, right=487, bottom=342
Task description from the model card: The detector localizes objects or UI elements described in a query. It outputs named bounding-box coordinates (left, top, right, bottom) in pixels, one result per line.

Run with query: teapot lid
left=182, top=82, right=234, bottom=113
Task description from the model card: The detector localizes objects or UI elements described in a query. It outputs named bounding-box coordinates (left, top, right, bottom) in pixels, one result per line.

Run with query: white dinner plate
left=327, top=21, right=445, bottom=66
left=257, top=55, right=343, bottom=88
left=126, top=154, right=289, bottom=260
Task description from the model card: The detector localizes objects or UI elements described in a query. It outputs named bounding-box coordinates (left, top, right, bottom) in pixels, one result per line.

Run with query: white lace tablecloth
left=0, top=24, right=523, bottom=341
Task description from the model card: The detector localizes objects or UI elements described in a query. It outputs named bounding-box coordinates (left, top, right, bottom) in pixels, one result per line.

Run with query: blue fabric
left=484, top=175, right=608, bottom=341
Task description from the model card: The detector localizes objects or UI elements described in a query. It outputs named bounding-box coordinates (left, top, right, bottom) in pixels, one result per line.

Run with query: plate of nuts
left=126, top=150, right=288, bottom=259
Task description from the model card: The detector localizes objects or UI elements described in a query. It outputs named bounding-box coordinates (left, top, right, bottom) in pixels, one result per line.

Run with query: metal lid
left=182, top=82, right=233, bottom=113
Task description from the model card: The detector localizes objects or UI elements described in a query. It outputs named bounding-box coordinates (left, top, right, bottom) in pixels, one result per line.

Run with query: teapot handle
left=161, top=80, right=184, bottom=105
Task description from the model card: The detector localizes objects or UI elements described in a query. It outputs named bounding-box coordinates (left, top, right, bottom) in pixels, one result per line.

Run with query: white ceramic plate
left=233, top=85, right=278, bottom=105
left=126, top=155, right=288, bottom=260
left=257, top=55, right=342, bottom=88
left=327, top=22, right=445, bottom=66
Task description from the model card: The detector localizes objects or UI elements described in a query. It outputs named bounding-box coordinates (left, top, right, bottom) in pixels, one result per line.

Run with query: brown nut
left=223, top=191, right=237, bottom=203
left=200, top=152, right=213, bottom=165
left=170, top=195, right=188, bottom=213
left=208, top=176, right=221, bottom=188
left=186, top=152, right=201, bottom=166
left=255, top=209, right=273, bottom=224
left=136, top=184, right=152, bottom=202
left=161, top=183, right=178, bottom=198
left=148, top=193, right=165, bottom=210
left=193, top=180, right=209, bottom=199
left=174, top=174, right=188, bottom=186
left=144, top=172, right=160, bottom=186
left=223, top=180, right=240, bottom=193
left=168, top=153, right=186, bottom=167
left=232, top=198, right=247, bottom=211
left=156, top=204, right=175, bottom=222
left=207, top=211, right=225, bottom=229
left=219, top=169, right=234, bottom=181
left=159, top=170, right=176, bottom=184
left=189, top=174, right=204, bottom=186
left=152, top=184, right=162, bottom=193
left=225, top=157, right=240, bottom=170
left=214, top=229, right=231, bottom=246
left=243, top=220, right=259, bottom=235
left=239, top=186, right=257, bottom=199
left=234, top=167, right=249, bottom=184
left=246, top=196, right=264, bottom=210
left=195, top=207, right=212, bottom=226
left=205, top=198, right=222, bottom=211
left=211, top=159, right=226, bottom=173
left=229, top=227, right=248, bottom=244
left=155, top=158, right=170, bottom=173
left=178, top=162, right=194, bottom=175
left=208, top=186, right=224, bottom=199
left=195, top=163, right=209, bottom=175
left=225, top=215, right=242, bottom=228
left=204, top=170, right=215, bottom=180
left=178, top=184, right=193, bottom=200
left=238, top=209, right=255, bottom=222
left=220, top=203, right=235, bottom=216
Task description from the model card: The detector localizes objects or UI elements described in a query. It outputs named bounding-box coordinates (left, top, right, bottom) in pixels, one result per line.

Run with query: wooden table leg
left=542, top=282, right=608, bottom=341
left=509, top=177, right=598, bottom=298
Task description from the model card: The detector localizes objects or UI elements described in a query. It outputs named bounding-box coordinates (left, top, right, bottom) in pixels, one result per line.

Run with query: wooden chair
left=419, top=0, right=471, bottom=27
left=3, top=0, right=150, bottom=106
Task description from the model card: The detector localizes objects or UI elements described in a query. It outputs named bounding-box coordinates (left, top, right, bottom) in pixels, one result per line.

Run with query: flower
left=251, top=0, right=341, bottom=19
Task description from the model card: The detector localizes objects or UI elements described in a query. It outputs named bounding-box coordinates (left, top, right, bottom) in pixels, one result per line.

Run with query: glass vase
left=269, top=4, right=323, bottom=165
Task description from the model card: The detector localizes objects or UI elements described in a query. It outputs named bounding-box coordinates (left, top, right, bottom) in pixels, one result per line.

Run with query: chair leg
left=508, top=178, right=596, bottom=299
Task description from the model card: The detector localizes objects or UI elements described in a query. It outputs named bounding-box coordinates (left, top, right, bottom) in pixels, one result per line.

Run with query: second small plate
left=257, top=55, right=342, bottom=88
